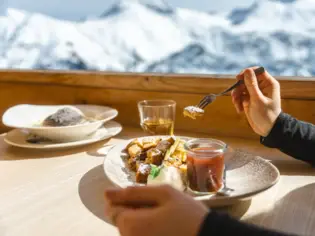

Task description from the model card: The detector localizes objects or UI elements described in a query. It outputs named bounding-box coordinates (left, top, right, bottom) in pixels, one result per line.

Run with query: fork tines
left=198, top=94, right=216, bottom=109
left=197, top=66, right=265, bottom=110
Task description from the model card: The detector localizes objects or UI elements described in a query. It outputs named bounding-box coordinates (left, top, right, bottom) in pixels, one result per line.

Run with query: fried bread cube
left=127, top=144, right=143, bottom=158
left=146, top=148, right=164, bottom=165
left=127, top=156, right=139, bottom=172
left=136, top=164, right=151, bottom=184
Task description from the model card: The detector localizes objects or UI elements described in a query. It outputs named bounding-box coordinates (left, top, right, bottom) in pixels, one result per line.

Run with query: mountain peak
left=138, top=0, right=174, bottom=14
left=101, top=0, right=174, bottom=18
left=228, top=2, right=258, bottom=25
left=268, top=0, right=296, bottom=3
left=228, top=0, right=305, bottom=25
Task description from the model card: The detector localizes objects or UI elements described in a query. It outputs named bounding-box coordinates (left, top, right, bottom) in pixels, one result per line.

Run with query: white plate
left=2, top=104, right=118, bottom=142
left=4, top=121, right=122, bottom=149
left=104, top=136, right=280, bottom=207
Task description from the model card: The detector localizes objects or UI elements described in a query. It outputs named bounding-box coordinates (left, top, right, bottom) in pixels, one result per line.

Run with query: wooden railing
left=1, top=70, right=315, bottom=139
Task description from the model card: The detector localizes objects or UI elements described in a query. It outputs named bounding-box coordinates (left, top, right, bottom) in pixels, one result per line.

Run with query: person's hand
left=104, top=185, right=209, bottom=236
left=231, top=67, right=282, bottom=137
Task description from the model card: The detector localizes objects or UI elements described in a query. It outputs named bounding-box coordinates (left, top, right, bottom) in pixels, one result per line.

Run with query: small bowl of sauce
left=185, top=138, right=227, bottom=196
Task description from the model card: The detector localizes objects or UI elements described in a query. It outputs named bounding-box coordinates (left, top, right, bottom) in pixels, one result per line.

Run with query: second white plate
left=4, top=121, right=122, bottom=149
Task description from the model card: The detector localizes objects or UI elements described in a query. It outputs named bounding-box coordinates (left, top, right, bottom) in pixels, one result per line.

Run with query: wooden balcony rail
left=1, top=69, right=315, bottom=139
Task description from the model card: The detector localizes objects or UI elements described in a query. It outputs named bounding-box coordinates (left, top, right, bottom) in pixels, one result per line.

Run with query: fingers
left=238, top=66, right=278, bottom=88
left=231, top=88, right=243, bottom=113
left=260, top=69, right=278, bottom=85
left=231, top=66, right=259, bottom=113
left=105, top=205, right=127, bottom=225
left=105, top=185, right=174, bottom=207
left=111, top=206, right=155, bottom=236
left=243, top=68, right=263, bottom=99
left=105, top=187, right=164, bottom=234
left=242, top=94, right=250, bottom=111
left=232, top=74, right=248, bottom=113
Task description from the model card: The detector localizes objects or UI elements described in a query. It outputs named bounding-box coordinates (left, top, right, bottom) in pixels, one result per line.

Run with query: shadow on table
left=216, top=199, right=252, bottom=219
left=245, top=183, right=315, bottom=235
left=78, top=164, right=116, bottom=225
left=0, top=139, right=111, bottom=160
left=271, top=160, right=315, bottom=177
left=78, top=165, right=252, bottom=226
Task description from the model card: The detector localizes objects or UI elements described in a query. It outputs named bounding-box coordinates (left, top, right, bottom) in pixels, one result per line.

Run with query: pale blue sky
left=1, top=0, right=256, bottom=20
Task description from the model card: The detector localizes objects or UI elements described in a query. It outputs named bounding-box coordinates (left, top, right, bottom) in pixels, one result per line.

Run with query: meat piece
left=136, top=164, right=151, bottom=184
left=136, top=161, right=145, bottom=172
left=128, top=156, right=139, bottom=172
left=146, top=148, right=164, bottom=165
left=127, top=144, right=143, bottom=158
left=42, top=107, right=86, bottom=127
left=156, top=140, right=173, bottom=154
left=136, top=151, right=147, bottom=161
left=166, top=137, right=175, bottom=145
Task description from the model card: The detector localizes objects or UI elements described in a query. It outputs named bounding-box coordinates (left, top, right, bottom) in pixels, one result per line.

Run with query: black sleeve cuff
left=198, top=211, right=296, bottom=236
left=260, top=112, right=288, bottom=148
left=198, top=211, right=221, bottom=235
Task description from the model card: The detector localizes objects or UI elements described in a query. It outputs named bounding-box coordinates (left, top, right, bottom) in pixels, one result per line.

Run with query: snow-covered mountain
left=1, top=0, right=315, bottom=76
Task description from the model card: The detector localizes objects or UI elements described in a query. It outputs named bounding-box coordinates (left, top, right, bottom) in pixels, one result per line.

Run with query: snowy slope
left=0, top=0, right=314, bottom=76
left=78, top=0, right=229, bottom=70
left=228, top=0, right=315, bottom=33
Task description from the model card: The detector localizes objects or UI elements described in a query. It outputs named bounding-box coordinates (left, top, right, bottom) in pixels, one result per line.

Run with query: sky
left=0, top=0, right=256, bottom=21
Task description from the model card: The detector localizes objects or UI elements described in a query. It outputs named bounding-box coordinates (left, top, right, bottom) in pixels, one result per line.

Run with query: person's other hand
left=104, top=185, right=209, bottom=236
left=231, top=67, right=282, bottom=137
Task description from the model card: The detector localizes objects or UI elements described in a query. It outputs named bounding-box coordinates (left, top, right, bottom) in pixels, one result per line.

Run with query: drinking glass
left=138, top=100, right=176, bottom=135
left=184, top=138, right=227, bottom=196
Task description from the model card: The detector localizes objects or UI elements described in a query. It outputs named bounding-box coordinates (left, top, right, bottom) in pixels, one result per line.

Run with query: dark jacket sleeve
left=261, top=112, right=315, bottom=166
left=198, top=211, right=297, bottom=236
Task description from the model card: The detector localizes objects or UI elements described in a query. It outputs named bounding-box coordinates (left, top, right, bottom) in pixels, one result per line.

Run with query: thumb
left=243, top=69, right=263, bottom=99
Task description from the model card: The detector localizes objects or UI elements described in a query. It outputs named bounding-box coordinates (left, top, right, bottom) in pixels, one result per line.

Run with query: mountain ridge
left=0, top=0, right=314, bottom=77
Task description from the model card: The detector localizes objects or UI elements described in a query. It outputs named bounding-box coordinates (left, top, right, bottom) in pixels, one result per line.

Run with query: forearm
left=198, top=211, right=297, bottom=236
left=261, top=112, right=315, bottom=166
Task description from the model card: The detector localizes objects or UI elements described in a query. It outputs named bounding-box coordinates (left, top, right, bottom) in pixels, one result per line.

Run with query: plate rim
left=4, top=120, right=122, bottom=149
left=103, top=135, right=281, bottom=202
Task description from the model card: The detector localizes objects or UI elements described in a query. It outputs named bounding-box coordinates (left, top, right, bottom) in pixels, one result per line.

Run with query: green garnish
left=150, top=164, right=164, bottom=179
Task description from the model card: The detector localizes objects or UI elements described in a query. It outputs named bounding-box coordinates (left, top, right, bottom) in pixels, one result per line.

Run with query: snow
left=0, top=0, right=314, bottom=77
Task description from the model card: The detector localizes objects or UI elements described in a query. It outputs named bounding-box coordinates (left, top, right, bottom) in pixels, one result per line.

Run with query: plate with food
left=104, top=136, right=280, bottom=207
left=2, top=104, right=118, bottom=142
left=4, top=120, right=122, bottom=149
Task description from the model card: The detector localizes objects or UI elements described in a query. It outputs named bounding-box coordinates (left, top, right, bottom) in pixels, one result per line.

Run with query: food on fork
left=183, top=67, right=266, bottom=120
left=183, top=106, right=205, bottom=120
left=42, top=107, right=94, bottom=127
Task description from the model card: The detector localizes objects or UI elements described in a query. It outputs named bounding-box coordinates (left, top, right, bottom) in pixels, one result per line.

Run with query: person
left=104, top=67, right=315, bottom=236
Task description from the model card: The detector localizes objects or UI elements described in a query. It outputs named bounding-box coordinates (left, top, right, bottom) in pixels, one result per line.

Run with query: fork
left=197, top=66, right=266, bottom=110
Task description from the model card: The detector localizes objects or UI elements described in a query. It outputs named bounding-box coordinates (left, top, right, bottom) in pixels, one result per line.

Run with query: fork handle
left=218, top=66, right=265, bottom=96
left=218, top=80, right=244, bottom=96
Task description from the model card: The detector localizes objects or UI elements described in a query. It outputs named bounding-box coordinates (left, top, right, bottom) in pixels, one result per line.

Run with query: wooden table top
left=0, top=127, right=314, bottom=236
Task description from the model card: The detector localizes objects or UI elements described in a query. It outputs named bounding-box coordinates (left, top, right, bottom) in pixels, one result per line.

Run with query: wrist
left=260, top=112, right=288, bottom=148
left=262, top=109, right=282, bottom=137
